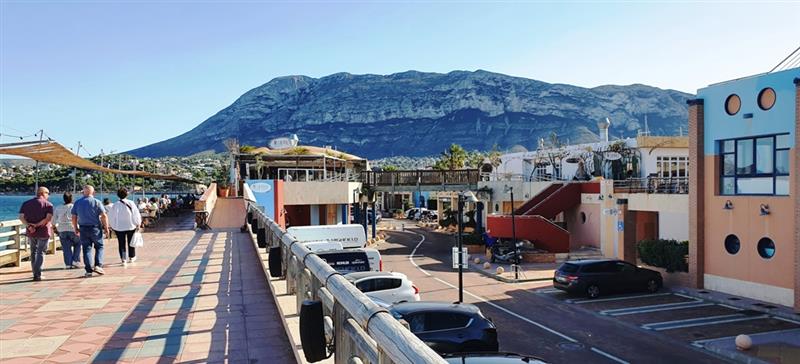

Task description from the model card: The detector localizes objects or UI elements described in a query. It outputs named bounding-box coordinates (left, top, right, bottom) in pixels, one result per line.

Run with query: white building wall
left=658, top=211, right=688, bottom=241
left=640, top=148, right=689, bottom=177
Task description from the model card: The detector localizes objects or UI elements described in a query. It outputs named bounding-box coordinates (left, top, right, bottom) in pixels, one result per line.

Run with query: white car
left=345, top=271, right=420, bottom=304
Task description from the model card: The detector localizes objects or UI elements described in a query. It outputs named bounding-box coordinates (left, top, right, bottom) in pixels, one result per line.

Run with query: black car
left=443, top=353, right=547, bottom=364
left=389, top=302, right=498, bottom=354
left=553, top=259, right=662, bottom=299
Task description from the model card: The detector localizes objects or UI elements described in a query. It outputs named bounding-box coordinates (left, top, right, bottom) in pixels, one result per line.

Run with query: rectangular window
left=719, top=133, right=790, bottom=196
left=737, top=177, right=773, bottom=195
left=736, top=139, right=754, bottom=175
left=755, top=137, right=773, bottom=174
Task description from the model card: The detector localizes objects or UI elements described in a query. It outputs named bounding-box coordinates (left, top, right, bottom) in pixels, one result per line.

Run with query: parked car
left=553, top=259, right=663, bottom=299
left=345, top=271, right=420, bottom=304
left=405, top=208, right=420, bottom=220
left=418, top=209, right=438, bottom=221
left=317, top=248, right=382, bottom=273
left=442, top=353, right=548, bottom=364
left=388, top=302, right=498, bottom=354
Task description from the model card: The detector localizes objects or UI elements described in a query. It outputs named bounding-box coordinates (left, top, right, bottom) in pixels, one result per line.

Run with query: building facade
left=688, top=68, right=799, bottom=309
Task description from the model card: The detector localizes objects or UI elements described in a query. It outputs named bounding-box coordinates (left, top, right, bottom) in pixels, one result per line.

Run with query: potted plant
left=214, top=164, right=231, bottom=197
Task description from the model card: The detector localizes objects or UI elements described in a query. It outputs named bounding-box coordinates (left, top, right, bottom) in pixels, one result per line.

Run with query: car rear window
left=559, top=263, right=579, bottom=273
left=318, top=252, right=370, bottom=273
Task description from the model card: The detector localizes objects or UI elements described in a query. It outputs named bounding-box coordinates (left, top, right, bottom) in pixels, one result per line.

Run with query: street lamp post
left=505, top=185, right=519, bottom=279
left=457, top=190, right=478, bottom=303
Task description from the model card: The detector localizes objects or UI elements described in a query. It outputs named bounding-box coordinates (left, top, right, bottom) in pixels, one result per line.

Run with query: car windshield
left=559, top=263, right=579, bottom=273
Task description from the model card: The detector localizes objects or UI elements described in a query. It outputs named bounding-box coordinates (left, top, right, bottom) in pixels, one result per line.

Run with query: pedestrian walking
left=71, top=185, right=110, bottom=277
left=18, top=187, right=54, bottom=281
left=53, top=192, right=81, bottom=269
left=108, top=188, right=142, bottom=266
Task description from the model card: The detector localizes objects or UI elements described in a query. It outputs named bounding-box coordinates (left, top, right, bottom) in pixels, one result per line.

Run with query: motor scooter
left=490, top=240, right=520, bottom=264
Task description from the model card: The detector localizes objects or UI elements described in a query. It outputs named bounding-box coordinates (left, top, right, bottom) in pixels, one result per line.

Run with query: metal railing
left=613, top=177, right=689, bottom=194
left=0, top=219, right=57, bottom=267
left=248, top=204, right=446, bottom=364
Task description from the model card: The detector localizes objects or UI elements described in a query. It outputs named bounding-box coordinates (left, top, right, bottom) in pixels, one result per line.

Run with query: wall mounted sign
left=604, top=151, right=622, bottom=161
left=269, top=137, right=297, bottom=150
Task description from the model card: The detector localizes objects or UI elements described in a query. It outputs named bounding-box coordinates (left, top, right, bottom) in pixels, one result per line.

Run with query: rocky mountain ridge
left=129, top=70, right=692, bottom=159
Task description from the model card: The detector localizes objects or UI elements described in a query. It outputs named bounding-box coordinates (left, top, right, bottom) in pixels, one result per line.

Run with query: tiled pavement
left=0, top=218, right=293, bottom=364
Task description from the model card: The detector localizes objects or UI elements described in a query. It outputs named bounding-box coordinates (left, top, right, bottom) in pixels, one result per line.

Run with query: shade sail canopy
left=0, top=140, right=201, bottom=184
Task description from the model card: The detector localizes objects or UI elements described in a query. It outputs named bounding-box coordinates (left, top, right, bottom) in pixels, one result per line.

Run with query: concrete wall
left=565, top=201, right=601, bottom=249
left=659, top=211, right=688, bottom=241
left=283, top=182, right=362, bottom=205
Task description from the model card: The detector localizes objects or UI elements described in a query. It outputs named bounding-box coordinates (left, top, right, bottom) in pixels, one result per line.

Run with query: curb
left=674, top=287, right=800, bottom=323
left=699, top=341, right=775, bottom=364
left=467, top=262, right=553, bottom=283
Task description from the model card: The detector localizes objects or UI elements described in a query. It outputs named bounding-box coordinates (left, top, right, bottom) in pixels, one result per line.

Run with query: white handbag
left=130, top=232, right=144, bottom=248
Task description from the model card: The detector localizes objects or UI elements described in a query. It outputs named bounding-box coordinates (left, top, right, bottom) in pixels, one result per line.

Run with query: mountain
left=128, top=70, right=692, bottom=159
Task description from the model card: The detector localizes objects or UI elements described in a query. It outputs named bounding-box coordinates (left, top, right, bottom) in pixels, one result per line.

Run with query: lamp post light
left=504, top=185, right=519, bottom=279
left=457, top=190, right=478, bottom=303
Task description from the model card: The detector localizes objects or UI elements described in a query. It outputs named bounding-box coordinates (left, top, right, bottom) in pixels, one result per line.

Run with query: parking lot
left=534, top=288, right=800, bottom=347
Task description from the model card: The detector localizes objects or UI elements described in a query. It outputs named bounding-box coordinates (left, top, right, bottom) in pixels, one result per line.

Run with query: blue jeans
left=59, top=231, right=81, bottom=267
left=29, top=238, right=49, bottom=279
left=79, top=226, right=104, bottom=273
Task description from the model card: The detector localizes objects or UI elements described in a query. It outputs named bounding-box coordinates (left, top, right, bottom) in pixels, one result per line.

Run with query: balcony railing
left=613, top=177, right=689, bottom=194
left=361, top=169, right=480, bottom=187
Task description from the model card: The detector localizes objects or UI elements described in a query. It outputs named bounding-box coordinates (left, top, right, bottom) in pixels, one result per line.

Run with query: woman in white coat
left=108, top=188, right=142, bottom=265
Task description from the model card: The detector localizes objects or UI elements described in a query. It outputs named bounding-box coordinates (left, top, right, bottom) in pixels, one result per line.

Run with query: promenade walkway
left=0, top=214, right=293, bottom=363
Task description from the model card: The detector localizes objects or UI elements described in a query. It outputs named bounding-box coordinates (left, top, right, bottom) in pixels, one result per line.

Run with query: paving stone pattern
left=0, top=221, right=293, bottom=363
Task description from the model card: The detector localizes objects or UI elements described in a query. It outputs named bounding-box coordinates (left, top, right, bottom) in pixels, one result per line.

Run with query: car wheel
left=646, top=279, right=660, bottom=293
left=586, top=284, right=601, bottom=299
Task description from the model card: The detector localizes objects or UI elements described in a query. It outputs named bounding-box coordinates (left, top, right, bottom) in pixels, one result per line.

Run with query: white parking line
left=642, top=314, right=746, bottom=330
left=591, top=347, right=630, bottom=364
left=600, top=300, right=705, bottom=316
left=402, top=230, right=629, bottom=364
left=535, top=288, right=562, bottom=294
left=650, top=315, right=768, bottom=331
left=605, top=302, right=716, bottom=317
left=568, top=292, right=673, bottom=304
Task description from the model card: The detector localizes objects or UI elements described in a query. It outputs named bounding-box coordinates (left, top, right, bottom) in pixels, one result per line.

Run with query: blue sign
left=617, top=221, right=624, bottom=232
left=247, top=179, right=275, bottom=220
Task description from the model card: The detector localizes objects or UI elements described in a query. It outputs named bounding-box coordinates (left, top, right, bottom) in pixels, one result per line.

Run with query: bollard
left=257, top=227, right=267, bottom=248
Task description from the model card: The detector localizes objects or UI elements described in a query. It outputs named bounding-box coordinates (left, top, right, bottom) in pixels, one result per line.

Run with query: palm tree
left=435, top=144, right=468, bottom=170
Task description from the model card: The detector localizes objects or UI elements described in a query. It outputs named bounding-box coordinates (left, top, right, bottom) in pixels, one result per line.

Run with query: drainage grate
left=753, top=303, right=765, bottom=307
left=763, top=305, right=777, bottom=309
left=692, top=332, right=706, bottom=338
left=728, top=297, right=741, bottom=301
left=698, top=290, right=709, bottom=294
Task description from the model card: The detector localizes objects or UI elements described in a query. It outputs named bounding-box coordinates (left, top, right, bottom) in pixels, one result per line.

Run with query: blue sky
left=1, top=1, right=799, bottom=156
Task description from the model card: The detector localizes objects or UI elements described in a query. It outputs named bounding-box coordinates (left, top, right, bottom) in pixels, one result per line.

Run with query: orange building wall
left=703, top=154, right=796, bottom=291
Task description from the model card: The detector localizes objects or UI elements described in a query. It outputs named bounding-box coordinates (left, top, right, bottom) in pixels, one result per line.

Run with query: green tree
left=434, top=144, right=468, bottom=170
left=382, top=165, right=399, bottom=171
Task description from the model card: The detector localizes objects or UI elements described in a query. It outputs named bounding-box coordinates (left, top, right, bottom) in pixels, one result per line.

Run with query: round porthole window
left=580, top=212, right=587, bottom=224
left=724, top=234, right=740, bottom=255
left=757, top=237, right=775, bottom=259
left=758, top=88, right=776, bottom=110
left=725, top=94, right=741, bottom=115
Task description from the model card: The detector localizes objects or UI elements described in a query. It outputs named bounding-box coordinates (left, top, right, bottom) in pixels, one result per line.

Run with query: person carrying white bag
left=108, top=188, right=143, bottom=266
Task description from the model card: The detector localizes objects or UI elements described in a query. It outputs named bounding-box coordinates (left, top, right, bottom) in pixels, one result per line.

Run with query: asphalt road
left=376, top=222, right=726, bottom=364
